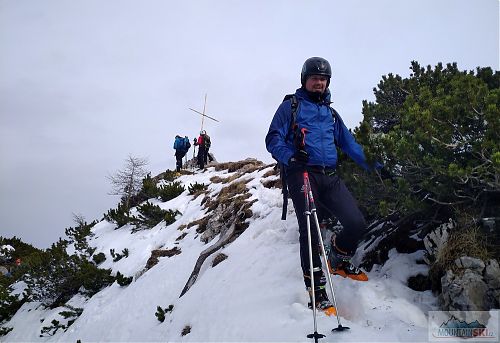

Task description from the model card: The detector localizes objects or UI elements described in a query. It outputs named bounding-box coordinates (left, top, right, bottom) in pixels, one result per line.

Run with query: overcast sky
left=1, top=0, right=498, bottom=248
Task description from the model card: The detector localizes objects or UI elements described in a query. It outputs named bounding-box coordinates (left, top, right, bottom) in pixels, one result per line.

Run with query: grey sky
left=1, top=0, right=498, bottom=248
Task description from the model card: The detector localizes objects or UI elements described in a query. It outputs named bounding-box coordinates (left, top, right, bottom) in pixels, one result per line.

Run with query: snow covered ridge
left=4, top=159, right=449, bottom=342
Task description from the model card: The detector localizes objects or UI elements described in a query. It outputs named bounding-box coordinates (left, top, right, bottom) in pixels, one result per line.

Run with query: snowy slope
left=4, top=163, right=437, bottom=342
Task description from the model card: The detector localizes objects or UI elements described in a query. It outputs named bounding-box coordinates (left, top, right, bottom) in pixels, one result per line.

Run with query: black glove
left=289, top=149, right=309, bottom=164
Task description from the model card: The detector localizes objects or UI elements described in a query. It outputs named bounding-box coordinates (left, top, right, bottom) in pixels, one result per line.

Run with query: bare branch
left=425, top=196, right=469, bottom=206
left=107, top=155, right=149, bottom=210
left=431, top=136, right=458, bottom=149
left=72, top=213, right=86, bottom=228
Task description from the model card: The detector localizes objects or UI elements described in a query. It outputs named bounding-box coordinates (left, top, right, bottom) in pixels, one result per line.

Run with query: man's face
left=305, top=75, right=328, bottom=94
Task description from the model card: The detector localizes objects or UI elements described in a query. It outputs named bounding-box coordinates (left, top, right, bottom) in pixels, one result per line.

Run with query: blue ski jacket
left=265, top=88, right=373, bottom=172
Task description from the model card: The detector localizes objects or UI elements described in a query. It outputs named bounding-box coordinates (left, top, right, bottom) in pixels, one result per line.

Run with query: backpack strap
left=279, top=94, right=299, bottom=220
left=282, top=94, right=299, bottom=144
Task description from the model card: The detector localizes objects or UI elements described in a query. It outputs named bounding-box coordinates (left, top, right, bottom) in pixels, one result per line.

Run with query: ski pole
left=193, top=138, right=197, bottom=170
left=304, top=172, right=350, bottom=333
left=303, top=171, right=325, bottom=343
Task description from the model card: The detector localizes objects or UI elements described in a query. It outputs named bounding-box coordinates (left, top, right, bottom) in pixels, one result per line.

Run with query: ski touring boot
left=307, top=286, right=337, bottom=317
left=328, top=241, right=368, bottom=282
left=304, top=269, right=337, bottom=316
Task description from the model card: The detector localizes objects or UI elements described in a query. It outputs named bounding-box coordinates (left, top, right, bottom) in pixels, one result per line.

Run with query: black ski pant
left=203, top=148, right=210, bottom=164
left=197, top=146, right=206, bottom=169
left=175, top=150, right=186, bottom=172
left=286, top=169, right=366, bottom=288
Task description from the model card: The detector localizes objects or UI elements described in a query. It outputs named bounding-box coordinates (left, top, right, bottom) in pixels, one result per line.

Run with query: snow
left=0, top=245, right=14, bottom=256
left=4, top=165, right=441, bottom=342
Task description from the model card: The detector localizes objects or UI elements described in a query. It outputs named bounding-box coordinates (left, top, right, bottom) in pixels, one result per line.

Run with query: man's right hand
left=289, top=149, right=309, bottom=164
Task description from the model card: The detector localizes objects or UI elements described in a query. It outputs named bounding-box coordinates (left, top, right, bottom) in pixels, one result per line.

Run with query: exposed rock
left=441, top=269, right=489, bottom=311
left=441, top=257, right=500, bottom=311
left=423, top=219, right=453, bottom=265
left=179, top=169, right=256, bottom=297
left=484, top=259, right=500, bottom=289
left=212, top=253, right=228, bottom=267
left=455, top=256, right=485, bottom=273
left=201, top=209, right=225, bottom=243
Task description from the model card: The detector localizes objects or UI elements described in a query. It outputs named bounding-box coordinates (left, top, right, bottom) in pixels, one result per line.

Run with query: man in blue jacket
left=266, top=57, right=378, bottom=310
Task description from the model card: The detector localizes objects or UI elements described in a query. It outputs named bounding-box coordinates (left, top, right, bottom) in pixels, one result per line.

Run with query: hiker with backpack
left=173, top=135, right=191, bottom=172
left=194, top=130, right=211, bottom=169
left=265, top=57, right=384, bottom=314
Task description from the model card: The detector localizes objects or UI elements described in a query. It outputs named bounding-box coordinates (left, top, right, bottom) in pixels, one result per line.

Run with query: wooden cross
left=188, top=94, right=220, bottom=132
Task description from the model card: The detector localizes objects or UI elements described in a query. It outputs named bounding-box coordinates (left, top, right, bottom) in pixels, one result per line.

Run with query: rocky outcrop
left=441, top=257, right=500, bottom=311
left=179, top=162, right=259, bottom=297
left=423, top=219, right=454, bottom=265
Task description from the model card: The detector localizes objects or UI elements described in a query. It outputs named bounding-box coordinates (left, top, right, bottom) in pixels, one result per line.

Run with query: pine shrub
left=0, top=279, right=24, bottom=327
left=21, top=239, right=115, bottom=308
left=58, top=305, right=83, bottom=328
left=141, top=173, right=159, bottom=199
left=133, top=202, right=165, bottom=230
left=164, top=209, right=181, bottom=226
left=65, top=219, right=97, bottom=257
left=348, top=62, right=500, bottom=223
left=132, top=202, right=180, bottom=231
left=116, top=271, right=133, bottom=286
left=110, top=248, right=129, bottom=262
left=39, top=305, right=83, bottom=336
left=162, top=170, right=177, bottom=182
left=40, top=319, right=62, bottom=337
left=155, top=306, right=166, bottom=322
left=154, top=305, right=173, bottom=323
left=104, top=202, right=133, bottom=228
left=110, top=249, right=122, bottom=262
left=77, top=261, right=115, bottom=297
left=158, top=182, right=185, bottom=202
left=92, top=252, right=106, bottom=265
left=0, top=327, right=13, bottom=336
left=188, top=182, right=208, bottom=195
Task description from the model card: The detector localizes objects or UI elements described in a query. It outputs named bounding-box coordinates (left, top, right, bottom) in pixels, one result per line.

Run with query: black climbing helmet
left=301, top=57, right=332, bottom=86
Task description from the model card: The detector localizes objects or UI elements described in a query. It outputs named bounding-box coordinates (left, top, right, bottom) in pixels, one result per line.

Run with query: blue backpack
left=182, top=136, right=191, bottom=151
left=174, top=136, right=183, bottom=150
left=174, top=136, right=191, bottom=152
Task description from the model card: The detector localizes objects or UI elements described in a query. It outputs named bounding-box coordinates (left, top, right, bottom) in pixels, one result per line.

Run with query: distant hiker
left=194, top=130, right=211, bottom=169
left=265, top=57, right=383, bottom=312
left=173, top=135, right=191, bottom=172
left=202, top=131, right=212, bottom=164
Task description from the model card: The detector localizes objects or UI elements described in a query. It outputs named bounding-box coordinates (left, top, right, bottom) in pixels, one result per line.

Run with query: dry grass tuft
left=429, top=225, right=491, bottom=292
left=186, top=216, right=210, bottom=234
left=262, top=168, right=279, bottom=178
left=214, top=159, right=264, bottom=173
left=262, top=178, right=281, bottom=189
